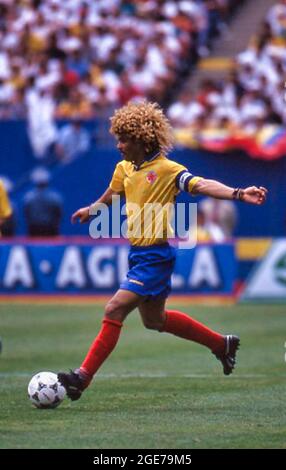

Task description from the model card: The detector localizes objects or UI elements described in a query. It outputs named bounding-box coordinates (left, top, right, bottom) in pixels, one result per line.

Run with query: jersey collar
left=133, top=150, right=161, bottom=171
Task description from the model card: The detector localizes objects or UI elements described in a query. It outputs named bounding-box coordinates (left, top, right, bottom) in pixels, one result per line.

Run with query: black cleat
left=58, top=370, right=87, bottom=401
left=214, top=335, right=240, bottom=375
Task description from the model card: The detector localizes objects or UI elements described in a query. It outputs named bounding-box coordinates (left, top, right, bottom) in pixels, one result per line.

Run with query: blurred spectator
left=116, top=70, right=143, bottom=105
left=267, top=0, right=286, bottom=37
left=196, top=207, right=225, bottom=242
left=199, top=198, right=238, bottom=238
left=0, top=177, right=13, bottom=236
left=167, top=89, right=204, bottom=127
left=55, top=88, right=94, bottom=119
left=0, top=176, right=16, bottom=237
left=23, top=167, right=63, bottom=237
left=55, top=119, right=91, bottom=164
left=26, top=86, right=58, bottom=159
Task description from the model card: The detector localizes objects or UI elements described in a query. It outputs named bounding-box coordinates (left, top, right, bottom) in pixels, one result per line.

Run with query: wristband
left=232, top=188, right=244, bottom=201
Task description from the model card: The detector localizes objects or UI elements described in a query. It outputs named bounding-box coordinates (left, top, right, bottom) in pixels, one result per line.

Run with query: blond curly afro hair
left=110, top=100, right=174, bottom=154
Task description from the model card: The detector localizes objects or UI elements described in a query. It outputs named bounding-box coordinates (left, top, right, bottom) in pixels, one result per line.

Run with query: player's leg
left=139, top=300, right=239, bottom=375
left=58, top=289, right=142, bottom=400
left=80, top=288, right=141, bottom=375
left=139, top=299, right=225, bottom=349
left=138, top=297, right=167, bottom=330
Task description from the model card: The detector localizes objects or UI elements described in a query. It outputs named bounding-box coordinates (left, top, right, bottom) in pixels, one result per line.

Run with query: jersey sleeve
left=109, top=162, right=126, bottom=193
left=173, top=165, right=203, bottom=194
left=0, top=181, right=12, bottom=218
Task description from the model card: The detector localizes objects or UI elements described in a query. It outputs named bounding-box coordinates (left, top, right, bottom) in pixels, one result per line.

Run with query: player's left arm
left=192, top=178, right=268, bottom=205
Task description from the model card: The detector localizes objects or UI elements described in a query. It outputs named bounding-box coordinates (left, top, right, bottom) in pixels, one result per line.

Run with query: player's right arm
left=71, top=162, right=126, bottom=224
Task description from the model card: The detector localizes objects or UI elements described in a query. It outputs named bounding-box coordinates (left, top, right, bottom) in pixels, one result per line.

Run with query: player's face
left=117, top=136, right=145, bottom=162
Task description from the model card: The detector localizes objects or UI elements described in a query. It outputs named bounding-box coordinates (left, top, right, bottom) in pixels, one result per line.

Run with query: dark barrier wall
left=0, top=120, right=35, bottom=178
left=0, top=121, right=285, bottom=236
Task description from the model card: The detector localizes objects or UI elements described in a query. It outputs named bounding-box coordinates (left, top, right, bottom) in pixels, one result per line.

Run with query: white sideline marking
left=0, top=372, right=270, bottom=379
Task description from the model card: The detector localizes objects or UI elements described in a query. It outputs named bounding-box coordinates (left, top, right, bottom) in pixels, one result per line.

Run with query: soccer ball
left=28, top=371, right=66, bottom=409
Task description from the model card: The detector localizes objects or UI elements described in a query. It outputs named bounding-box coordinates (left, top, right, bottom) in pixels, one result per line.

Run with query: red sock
left=162, top=309, right=224, bottom=352
left=80, top=318, right=122, bottom=378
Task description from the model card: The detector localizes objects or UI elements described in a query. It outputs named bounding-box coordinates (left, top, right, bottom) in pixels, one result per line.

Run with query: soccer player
left=58, top=101, right=267, bottom=400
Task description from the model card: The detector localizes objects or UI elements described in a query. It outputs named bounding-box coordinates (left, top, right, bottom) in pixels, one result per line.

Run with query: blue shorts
left=120, top=243, right=176, bottom=300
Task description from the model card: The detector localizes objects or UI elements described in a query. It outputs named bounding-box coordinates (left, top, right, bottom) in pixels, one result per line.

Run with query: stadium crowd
left=0, top=0, right=241, bottom=123
left=168, top=1, right=286, bottom=137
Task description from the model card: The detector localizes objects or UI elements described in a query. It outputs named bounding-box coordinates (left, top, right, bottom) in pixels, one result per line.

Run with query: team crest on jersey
left=146, top=170, right=157, bottom=184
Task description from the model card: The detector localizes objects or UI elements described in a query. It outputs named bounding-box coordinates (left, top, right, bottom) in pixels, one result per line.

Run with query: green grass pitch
left=0, top=303, right=285, bottom=449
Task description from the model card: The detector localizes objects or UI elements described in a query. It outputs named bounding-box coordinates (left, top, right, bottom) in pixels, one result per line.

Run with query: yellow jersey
left=0, top=180, right=12, bottom=236
left=0, top=180, right=12, bottom=219
left=109, top=154, right=201, bottom=246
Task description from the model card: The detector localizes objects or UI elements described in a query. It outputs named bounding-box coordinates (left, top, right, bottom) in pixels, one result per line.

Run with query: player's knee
left=142, top=318, right=164, bottom=331
left=104, top=300, right=126, bottom=321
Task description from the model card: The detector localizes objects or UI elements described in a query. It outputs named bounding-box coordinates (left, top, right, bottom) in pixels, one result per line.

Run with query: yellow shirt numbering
left=109, top=155, right=201, bottom=246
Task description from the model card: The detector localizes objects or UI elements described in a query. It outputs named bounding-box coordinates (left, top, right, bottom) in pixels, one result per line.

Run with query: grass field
left=0, top=302, right=285, bottom=449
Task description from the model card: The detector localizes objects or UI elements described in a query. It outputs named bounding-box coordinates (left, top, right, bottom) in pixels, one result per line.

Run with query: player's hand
left=242, top=186, right=268, bottom=205
left=71, top=206, right=90, bottom=224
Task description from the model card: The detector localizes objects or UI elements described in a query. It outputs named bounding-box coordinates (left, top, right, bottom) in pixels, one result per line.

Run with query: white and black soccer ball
left=28, top=371, right=66, bottom=409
